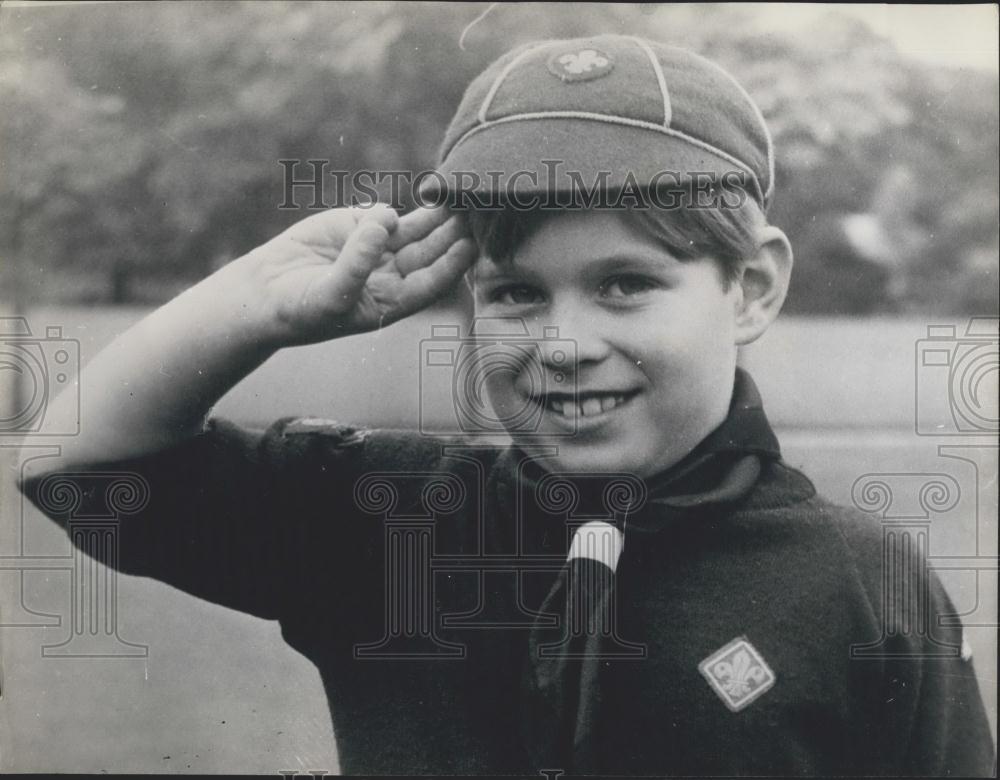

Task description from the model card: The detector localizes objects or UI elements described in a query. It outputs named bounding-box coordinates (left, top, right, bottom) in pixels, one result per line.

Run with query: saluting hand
left=233, top=204, right=478, bottom=347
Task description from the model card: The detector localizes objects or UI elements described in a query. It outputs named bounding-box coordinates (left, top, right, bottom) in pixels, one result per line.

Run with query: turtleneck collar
left=492, top=368, right=782, bottom=525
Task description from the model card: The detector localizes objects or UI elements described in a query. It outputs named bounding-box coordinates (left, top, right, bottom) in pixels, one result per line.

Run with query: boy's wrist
left=184, top=256, right=288, bottom=355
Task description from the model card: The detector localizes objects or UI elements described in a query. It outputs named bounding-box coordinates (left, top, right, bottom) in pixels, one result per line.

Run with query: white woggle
left=567, top=520, right=625, bottom=573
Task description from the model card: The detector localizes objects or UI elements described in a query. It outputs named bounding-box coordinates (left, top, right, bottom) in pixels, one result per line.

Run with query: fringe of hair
left=466, top=185, right=764, bottom=286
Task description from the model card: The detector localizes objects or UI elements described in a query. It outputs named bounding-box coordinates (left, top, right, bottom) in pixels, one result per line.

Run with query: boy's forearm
left=38, top=266, right=277, bottom=471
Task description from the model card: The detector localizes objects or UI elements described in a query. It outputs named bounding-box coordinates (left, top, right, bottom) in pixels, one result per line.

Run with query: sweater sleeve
left=842, top=510, right=996, bottom=776
left=891, top=570, right=996, bottom=777
left=17, top=416, right=375, bottom=622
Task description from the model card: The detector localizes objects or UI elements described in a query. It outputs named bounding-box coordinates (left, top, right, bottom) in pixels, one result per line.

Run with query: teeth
left=546, top=398, right=577, bottom=417
left=545, top=393, right=630, bottom=417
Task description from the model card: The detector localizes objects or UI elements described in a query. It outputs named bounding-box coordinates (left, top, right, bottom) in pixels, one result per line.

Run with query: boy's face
left=471, top=209, right=741, bottom=478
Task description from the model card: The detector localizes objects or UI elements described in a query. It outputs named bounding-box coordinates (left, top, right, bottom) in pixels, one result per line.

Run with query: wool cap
left=422, top=34, right=774, bottom=211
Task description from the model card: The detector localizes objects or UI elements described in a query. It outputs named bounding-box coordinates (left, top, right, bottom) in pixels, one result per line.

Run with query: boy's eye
left=601, top=275, right=658, bottom=298
left=487, top=285, right=544, bottom=305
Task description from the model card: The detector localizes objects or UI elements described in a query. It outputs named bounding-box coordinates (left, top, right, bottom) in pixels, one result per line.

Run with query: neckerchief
left=509, top=368, right=781, bottom=774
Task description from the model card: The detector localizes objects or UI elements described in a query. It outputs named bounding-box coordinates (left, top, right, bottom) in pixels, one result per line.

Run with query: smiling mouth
left=538, top=390, right=639, bottom=419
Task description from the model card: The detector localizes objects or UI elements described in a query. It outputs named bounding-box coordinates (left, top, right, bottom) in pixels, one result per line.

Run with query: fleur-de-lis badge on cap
left=547, top=47, right=614, bottom=82
left=699, top=636, right=776, bottom=711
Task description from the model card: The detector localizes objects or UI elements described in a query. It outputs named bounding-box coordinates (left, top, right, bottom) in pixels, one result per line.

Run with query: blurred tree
left=0, top=1, right=996, bottom=315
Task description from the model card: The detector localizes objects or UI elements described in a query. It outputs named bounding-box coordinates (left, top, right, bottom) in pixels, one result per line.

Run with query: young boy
left=21, top=35, right=995, bottom=776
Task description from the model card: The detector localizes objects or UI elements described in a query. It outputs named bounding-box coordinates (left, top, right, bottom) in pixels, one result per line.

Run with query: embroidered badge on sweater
left=699, top=636, right=776, bottom=712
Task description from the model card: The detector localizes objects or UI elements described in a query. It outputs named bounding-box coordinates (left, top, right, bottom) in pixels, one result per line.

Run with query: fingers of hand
left=350, top=202, right=399, bottom=233
left=317, top=217, right=393, bottom=305
left=282, top=207, right=358, bottom=248
left=385, top=206, right=458, bottom=252
left=392, top=215, right=471, bottom=276
left=391, top=237, right=478, bottom=318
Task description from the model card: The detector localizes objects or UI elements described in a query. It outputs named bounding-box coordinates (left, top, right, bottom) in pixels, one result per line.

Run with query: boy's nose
left=536, top=302, right=609, bottom=368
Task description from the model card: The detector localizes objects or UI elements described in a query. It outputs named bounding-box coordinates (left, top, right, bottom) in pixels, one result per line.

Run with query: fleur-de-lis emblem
left=714, top=649, right=767, bottom=697
left=699, top=637, right=776, bottom=711
left=559, top=49, right=608, bottom=74
left=547, top=47, right=614, bottom=82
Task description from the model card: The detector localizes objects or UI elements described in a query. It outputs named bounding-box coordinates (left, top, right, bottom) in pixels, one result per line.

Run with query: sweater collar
left=644, top=366, right=780, bottom=495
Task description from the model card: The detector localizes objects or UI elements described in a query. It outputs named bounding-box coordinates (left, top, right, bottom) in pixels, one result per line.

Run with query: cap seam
left=630, top=36, right=672, bottom=127
left=447, top=110, right=765, bottom=205
left=693, top=52, right=775, bottom=204
left=477, top=42, right=548, bottom=124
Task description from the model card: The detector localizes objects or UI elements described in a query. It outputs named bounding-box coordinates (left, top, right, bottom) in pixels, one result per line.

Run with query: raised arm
left=32, top=204, right=476, bottom=472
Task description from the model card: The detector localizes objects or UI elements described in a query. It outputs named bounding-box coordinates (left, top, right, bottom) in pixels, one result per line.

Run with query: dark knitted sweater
left=20, top=387, right=995, bottom=776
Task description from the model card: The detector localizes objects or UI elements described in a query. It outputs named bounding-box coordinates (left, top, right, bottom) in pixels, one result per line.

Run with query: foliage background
left=1, top=1, right=998, bottom=315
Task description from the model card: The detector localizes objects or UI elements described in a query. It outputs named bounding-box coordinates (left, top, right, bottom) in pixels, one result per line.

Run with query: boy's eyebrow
left=585, top=251, right=682, bottom=272
left=471, top=261, right=533, bottom=282
left=487, top=251, right=680, bottom=276
left=471, top=248, right=685, bottom=285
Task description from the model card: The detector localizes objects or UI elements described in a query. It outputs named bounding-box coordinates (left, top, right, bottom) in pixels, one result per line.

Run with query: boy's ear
left=733, top=225, right=793, bottom=346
